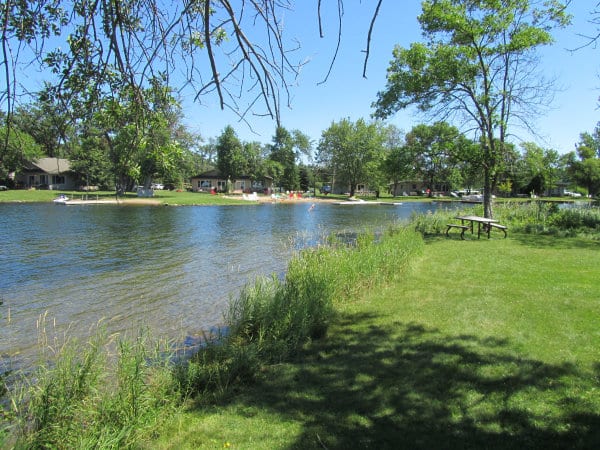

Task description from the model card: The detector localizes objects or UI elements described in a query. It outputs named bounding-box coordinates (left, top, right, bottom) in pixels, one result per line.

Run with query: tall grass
left=175, top=225, right=424, bottom=398
left=3, top=224, right=424, bottom=446
left=494, top=201, right=600, bottom=237
left=411, top=201, right=600, bottom=239
left=4, top=327, right=179, bottom=449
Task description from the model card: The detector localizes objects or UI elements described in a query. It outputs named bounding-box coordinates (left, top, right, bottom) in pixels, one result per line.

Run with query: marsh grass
left=175, top=226, right=424, bottom=400
left=4, top=324, right=180, bottom=449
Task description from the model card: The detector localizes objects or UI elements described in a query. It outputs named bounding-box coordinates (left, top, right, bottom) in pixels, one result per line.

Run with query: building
left=16, top=158, right=76, bottom=190
left=190, top=169, right=273, bottom=194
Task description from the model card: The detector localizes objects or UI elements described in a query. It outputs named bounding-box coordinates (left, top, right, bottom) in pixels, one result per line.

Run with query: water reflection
left=0, top=201, right=458, bottom=371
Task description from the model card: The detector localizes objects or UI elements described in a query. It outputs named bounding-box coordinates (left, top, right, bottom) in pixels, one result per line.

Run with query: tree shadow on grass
left=510, top=233, right=600, bottom=250
left=223, top=314, right=600, bottom=449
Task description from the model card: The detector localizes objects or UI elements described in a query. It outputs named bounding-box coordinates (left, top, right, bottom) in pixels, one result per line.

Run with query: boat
left=460, top=194, right=483, bottom=203
left=53, top=194, right=69, bottom=204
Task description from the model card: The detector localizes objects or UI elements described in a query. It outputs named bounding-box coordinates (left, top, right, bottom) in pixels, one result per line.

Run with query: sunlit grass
left=149, top=234, right=600, bottom=449
left=3, top=204, right=599, bottom=449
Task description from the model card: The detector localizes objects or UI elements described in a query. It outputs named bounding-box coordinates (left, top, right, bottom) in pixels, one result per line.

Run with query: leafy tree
left=404, top=122, right=467, bottom=195
left=373, top=0, right=571, bottom=217
left=0, top=125, right=43, bottom=181
left=268, top=127, right=311, bottom=191
left=12, top=99, right=74, bottom=158
left=70, top=131, right=112, bottom=189
left=569, top=125, right=600, bottom=196
left=518, top=142, right=560, bottom=196
left=382, top=125, right=413, bottom=196
left=317, top=118, right=386, bottom=197
left=216, top=125, right=245, bottom=191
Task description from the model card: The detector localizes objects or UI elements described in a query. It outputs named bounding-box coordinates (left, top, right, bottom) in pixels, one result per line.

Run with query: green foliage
left=317, top=118, right=387, bottom=196
left=7, top=329, right=179, bottom=448
left=405, top=121, right=471, bottom=192
left=412, top=208, right=461, bottom=235
left=569, top=124, right=600, bottom=196
left=548, top=206, right=600, bottom=231
left=268, top=126, right=300, bottom=191
left=216, top=125, right=245, bottom=189
left=176, top=226, right=424, bottom=398
left=374, top=0, right=571, bottom=216
left=0, top=126, right=43, bottom=179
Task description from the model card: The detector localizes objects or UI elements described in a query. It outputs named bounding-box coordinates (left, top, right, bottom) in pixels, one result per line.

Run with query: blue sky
left=181, top=1, right=600, bottom=155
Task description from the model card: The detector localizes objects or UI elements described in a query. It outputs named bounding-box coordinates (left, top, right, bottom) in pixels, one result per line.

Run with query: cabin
left=388, top=180, right=429, bottom=197
left=190, top=169, right=274, bottom=194
left=16, top=158, right=77, bottom=190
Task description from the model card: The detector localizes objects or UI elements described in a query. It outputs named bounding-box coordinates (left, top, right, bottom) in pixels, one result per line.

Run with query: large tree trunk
left=483, top=166, right=493, bottom=218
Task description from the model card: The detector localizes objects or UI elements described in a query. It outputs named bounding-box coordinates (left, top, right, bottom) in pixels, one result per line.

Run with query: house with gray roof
left=16, top=158, right=76, bottom=190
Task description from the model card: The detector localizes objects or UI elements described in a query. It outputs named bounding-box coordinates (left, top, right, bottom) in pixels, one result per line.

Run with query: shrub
left=548, top=206, right=600, bottom=230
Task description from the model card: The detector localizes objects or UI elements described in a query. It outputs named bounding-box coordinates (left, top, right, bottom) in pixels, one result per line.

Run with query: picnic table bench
left=446, top=223, right=469, bottom=239
left=447, top=215, right=508, bottom=239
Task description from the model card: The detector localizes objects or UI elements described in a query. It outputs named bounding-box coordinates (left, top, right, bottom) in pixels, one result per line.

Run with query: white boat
left=53, top=195, right=69, bottom=204
left=461, top=194, right=483, bottom=203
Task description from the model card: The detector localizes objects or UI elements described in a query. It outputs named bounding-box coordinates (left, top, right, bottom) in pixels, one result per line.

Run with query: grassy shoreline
left=0, top=188, right=582, bottom=206
left=2, top=204, right=599, bottom=448
left=149, top=233, right=600, bottom=450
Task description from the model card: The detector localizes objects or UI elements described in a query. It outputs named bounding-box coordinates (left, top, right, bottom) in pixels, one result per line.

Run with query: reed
left=5, top=327, right=179, bottom=449
left=176, top=225, right=424, bottom=398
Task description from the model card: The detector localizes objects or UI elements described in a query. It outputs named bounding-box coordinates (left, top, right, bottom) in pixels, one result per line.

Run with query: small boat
left=461, top=194, right=483, bottom=203
left=53, top=195, right=69, bottom=204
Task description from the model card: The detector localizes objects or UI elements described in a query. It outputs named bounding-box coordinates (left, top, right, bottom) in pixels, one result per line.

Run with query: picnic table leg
left=461, top=219, right=474, bottom=235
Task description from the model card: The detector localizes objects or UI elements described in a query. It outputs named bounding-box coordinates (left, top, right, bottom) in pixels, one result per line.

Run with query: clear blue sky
left=181, top=1, right=599, bottom=155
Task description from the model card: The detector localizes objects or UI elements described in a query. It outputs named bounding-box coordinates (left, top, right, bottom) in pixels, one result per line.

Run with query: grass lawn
left=149, top=234, right=600, bottom=449
left=0, top=189, right=249, bottom=205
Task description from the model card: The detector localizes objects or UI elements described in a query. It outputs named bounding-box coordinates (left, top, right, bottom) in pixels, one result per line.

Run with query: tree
left=216, top=125, right=245, bottom=191
left=317, top=118, right=386, bottom=197
left=518, top=142, right=560, bottom=196
left=373, top=0, right=570, bottom=217
left=0, top=1, right=385, bottom=127
left=12, top=99, right=74, bottom=158
left=404, top=122, right=467, bottom=195
left=568, top=125, right=600, bottom=196
left=0, top=125, right=43, bottom=181
left=70, top=133, right=112, bottom=189
left=268, top=127, right=311, bottom=191
left=382, top=125, right=413, bottom=196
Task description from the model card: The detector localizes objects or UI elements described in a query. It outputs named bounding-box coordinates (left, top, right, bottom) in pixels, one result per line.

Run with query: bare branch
left=362, top=0, right=383, bottom=78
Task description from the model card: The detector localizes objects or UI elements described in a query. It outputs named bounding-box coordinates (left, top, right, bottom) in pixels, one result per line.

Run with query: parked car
left=320, top=185, right=332, bottom=194
left=0, top=185, right=8, bottom=191
left=151, top=183, right=164, bottom=190
left=564, top=191, right=582, bottom=197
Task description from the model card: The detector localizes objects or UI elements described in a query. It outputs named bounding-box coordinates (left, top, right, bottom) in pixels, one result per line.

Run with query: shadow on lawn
left=230, top=314, right=600, bottom=449
left=511, top=233, right=600, bottom=250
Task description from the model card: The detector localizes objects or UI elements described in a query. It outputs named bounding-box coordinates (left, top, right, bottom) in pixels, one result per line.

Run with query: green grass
left=0, top=189, right=248, bottom=205
left=148, top=234, right=600, bottom=450
left=3, top=204, right=599, bottom=449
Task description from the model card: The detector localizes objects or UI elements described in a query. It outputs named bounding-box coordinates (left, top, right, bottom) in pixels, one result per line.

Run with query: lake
left=0, top=201, right=459, bottom=372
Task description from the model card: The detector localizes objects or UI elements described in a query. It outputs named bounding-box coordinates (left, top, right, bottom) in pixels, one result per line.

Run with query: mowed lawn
left=150, top=234, right=600, bottom=450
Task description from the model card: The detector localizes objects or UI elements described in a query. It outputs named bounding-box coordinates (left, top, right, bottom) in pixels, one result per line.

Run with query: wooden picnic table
left=454, top=215, right=507, bottom=239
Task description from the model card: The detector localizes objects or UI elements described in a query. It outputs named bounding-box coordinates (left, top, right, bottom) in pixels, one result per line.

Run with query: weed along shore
left=2, top=203, right=600, bottom=448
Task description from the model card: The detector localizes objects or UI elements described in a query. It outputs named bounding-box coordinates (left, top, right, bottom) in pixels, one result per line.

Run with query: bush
left=548, top=206, right=600, bottom=230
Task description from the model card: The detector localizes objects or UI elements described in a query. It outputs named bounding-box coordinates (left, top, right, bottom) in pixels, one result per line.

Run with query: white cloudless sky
left=181, top=1, right=600, bottom=155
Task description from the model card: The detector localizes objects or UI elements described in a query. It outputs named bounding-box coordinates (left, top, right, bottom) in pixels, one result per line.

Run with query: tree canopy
left=317, top=118, right=386, bottom=197
left=373, top=0, right=571, bottom=217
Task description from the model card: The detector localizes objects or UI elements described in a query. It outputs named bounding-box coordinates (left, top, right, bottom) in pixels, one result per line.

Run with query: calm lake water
left=0, top=201, right=458, bottom=372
